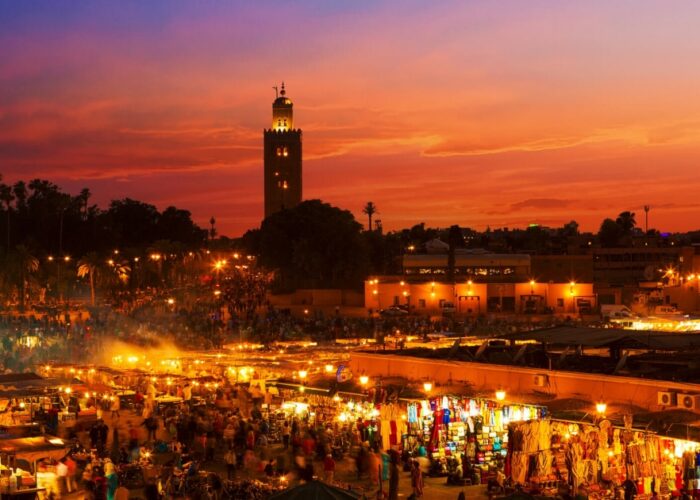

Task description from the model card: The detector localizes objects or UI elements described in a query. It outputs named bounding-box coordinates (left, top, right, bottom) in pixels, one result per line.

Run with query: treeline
left=241, top=202, right=700, bottom=292
left=0, top=177, right=208, bottom=257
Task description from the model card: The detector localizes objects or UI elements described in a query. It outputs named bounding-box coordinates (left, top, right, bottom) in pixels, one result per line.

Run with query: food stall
left=0, top=435, right=69, bottom=499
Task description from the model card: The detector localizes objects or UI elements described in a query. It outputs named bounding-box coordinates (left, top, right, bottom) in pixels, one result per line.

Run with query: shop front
left=507, top=418, right=700, bottom=499
left=403, top=396, right=546, bottom=483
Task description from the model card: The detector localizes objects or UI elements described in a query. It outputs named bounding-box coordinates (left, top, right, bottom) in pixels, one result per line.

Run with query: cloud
left=510, top=198, right=577, bottom=210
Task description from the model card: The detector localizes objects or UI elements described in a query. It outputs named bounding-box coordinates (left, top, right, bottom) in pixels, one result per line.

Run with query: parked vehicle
left=600, top=305, right=636, bottom=320
left=380, top=306, right=409, bottom=317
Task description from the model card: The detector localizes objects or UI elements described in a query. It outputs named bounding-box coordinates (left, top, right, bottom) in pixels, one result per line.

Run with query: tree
left=257, top=200, right=367, bottom=290
left=77, top=253, right=130, bottom=306
left=77, top=252, right=103, bottom=306
left=362, top=202, right=378, bottom=232
left=8, top=245, right=39, bottom=312
left=615, top=211, right=636, bottom=234
left=0, top=179, right=14, bottom=251
left=560, top=220, right=579, bottom=239
left=598, top=218, right=622, bottom=248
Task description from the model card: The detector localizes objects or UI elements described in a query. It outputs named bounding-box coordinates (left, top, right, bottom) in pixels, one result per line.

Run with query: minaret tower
left=263, top=82, right=302, bottom=219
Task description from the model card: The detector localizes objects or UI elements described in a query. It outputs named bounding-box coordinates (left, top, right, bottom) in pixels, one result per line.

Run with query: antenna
left=643, top=205, right=651, bottom=234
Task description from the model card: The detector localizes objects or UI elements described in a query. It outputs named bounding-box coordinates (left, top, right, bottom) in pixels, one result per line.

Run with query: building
left=263, top=83, right=302, bottom=218
left=403, top=250, right=531, bottom=281
left=349, top=326, right=700, bottom=415
left=369, top=249, right=595, bottom=315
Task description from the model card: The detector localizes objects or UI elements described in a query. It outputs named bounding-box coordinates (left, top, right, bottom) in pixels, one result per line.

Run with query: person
left=110, top=395, right=120, bottom=419
left=115, top=485, right=129, bottom=500
left=282, top=420, right=291, bottom=450
left=225, top=448, right=237, bottom=480
left=65, top=455, right=78, bottom=492
left=623, top=478, right=637, bottom=500
left=411, top=460, right=424, bottom=498
left=105, top=462, right=119, bottom=500
left=575, top=484, right=589, bottom=500
left=264, top=459, right=275, bottom=477
left=388, top=451, right=400, bottom=500
left=56, top=459, right=69, bottom=495
left=324, top=453, right=336, bottom=484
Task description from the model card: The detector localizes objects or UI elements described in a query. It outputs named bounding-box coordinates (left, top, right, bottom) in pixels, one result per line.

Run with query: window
left=556, top=298, right=564, bottom=307
left=283, top=147, right=288, bottom=157
left=418, top=299, right=426, bottom=308
left=276, top=147, right=282, bottom=156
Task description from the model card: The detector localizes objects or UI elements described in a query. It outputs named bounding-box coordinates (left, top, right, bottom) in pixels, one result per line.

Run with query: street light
left=495, top=390, right=506, bottom=401
left=423, top=382, right=433, bottom=394
left=298, top=370, right=308, bottom=381
left=596, top=402, right=607, bottom=415
left=359, top=375, right=369, bottom=386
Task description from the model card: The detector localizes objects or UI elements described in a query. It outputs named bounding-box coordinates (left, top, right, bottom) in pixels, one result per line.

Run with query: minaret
left=263, top=82, right=302, bottom=219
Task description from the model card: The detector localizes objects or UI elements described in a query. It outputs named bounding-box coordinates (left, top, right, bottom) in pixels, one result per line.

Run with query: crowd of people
left=27, top=372, right=439, bottom=499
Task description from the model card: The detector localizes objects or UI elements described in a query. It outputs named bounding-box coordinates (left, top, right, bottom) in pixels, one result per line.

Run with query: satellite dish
left=643, top=265, right=656, bottom=281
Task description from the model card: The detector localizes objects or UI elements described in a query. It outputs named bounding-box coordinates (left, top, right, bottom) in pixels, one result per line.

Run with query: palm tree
left=615, top=211, right=636, bottom=234
left=10, top=245, right=39, bottom=312
left=362, top=202, right=378, bottom=231
left=0, top=179, right=14, bottom=251
left=77, top=252, right=103, bottom=306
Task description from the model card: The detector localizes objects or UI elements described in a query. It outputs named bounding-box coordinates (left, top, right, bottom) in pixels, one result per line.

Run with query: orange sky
left=1, top=1, right=700, bottom=235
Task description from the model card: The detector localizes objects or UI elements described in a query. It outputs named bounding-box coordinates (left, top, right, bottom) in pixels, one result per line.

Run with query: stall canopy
left=501, top=326, right=700, bottom=351
left=0, top=373, right=53, bottom=398
left=269, top=481, right=361, bottom=500
left=0, top=436, right=69, bottom=463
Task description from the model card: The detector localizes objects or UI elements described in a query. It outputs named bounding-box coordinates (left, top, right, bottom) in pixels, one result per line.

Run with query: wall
left=268, top=289, right=364, bottom=307
left=350, top=352, right=700, bottom=412
left=365, top=280, right=595, bottom=315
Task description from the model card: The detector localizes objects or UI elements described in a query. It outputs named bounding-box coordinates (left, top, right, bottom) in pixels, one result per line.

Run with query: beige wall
left=365, top=280, right=594, bottom=314
left=350, top=353, right=700, bottom=413
left=268, top=289, right=364, bottom=307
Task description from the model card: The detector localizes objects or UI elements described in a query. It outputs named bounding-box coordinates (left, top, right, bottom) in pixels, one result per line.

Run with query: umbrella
left=269, top=480, right=361, bottom=500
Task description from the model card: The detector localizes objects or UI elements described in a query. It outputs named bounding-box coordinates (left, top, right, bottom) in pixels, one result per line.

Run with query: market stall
left=0, top=435, right=69, bottom=498
left=403, top=396, right=546, bottom=483
left=506, top=418, right=700, bottom=499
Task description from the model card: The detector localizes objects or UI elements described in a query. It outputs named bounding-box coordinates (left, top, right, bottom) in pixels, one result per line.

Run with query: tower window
left=282, top=181, right=288, bottom=190
left=283, top=147, right=288, bottom=157
left=276, top=147, right=282, bottom=156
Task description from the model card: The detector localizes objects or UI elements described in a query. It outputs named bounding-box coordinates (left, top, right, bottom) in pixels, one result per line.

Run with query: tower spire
left=280, top=81, right=286, bottom=96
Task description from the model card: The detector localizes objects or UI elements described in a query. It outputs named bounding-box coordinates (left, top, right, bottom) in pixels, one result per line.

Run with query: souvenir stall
left=506, top=418, right=698, bottom=500
left=403, top=396, right=546, bottom=482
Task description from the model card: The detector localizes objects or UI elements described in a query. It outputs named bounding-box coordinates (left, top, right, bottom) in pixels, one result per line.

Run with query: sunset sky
left=2, top=1, right=700, bottom=236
